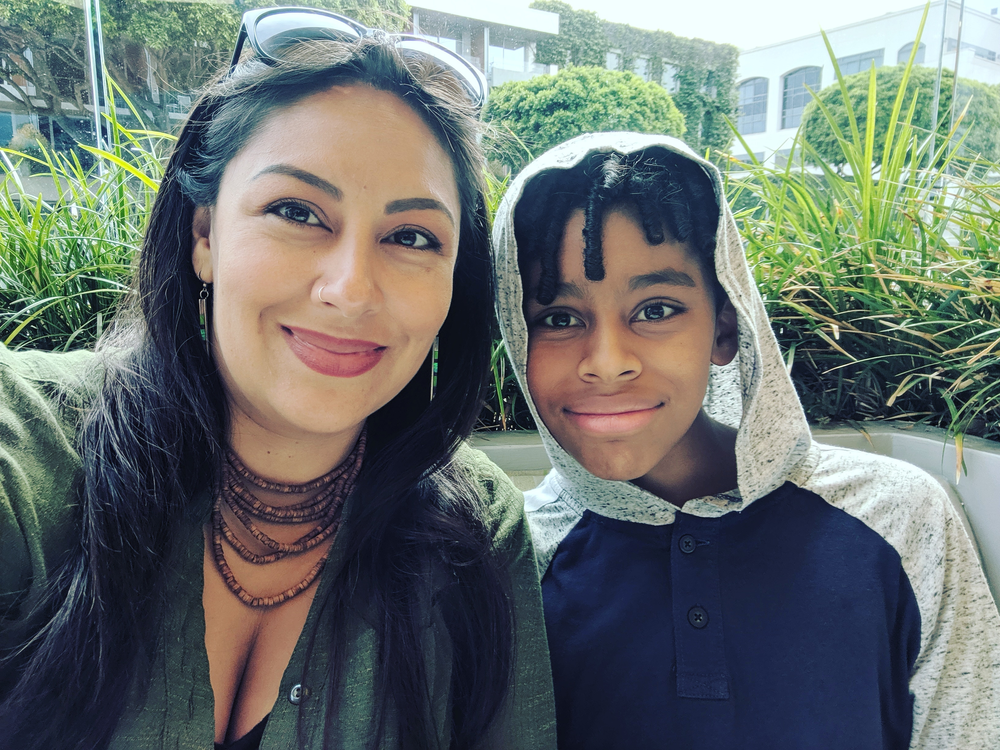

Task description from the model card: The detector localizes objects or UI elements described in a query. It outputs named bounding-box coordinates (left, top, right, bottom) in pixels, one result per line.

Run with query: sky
left=559, top=0, right=999, bottom=50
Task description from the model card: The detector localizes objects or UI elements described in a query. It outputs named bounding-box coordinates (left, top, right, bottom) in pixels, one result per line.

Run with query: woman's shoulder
left=0, top=345, right=100, bottom=621
left=452, top=440, right=520, bottom=499
left=0, top=345, right=100, bottom=419
left=452, top=441, right=526, bottom=543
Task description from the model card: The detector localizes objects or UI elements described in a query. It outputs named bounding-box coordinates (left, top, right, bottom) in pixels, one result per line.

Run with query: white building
left=734, top=1, right=1000, bottom=163
left=409, top=0, right=560, bottom=88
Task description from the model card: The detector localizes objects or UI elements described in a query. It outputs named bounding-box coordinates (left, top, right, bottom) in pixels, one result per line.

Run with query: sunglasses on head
left=229, top=6, right=488, bottom=111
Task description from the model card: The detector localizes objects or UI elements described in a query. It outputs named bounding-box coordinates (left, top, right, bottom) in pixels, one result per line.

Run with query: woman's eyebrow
left=629, top=268, right=696, bottom=291
left=252, top=164, right=342, bottom=200
left=385, top=198, right=455, bottom=228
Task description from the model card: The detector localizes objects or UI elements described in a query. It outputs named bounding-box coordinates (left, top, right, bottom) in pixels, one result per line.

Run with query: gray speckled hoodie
left=492, top=132, right=1000, bottom=750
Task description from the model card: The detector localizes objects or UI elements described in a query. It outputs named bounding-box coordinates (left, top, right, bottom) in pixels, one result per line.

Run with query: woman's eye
left=634, top=303, right=676, bottom=322
left=270, top=202, right=321, bottom=226
left=541, top=311, right=584, bottom=328
left=387, top=228, right=440, bottom=251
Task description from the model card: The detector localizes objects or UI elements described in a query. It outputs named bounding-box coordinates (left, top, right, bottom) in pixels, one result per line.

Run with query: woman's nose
left=578, top=323, right=641, bottom=383
left=315, top=237, right=382, bottom=317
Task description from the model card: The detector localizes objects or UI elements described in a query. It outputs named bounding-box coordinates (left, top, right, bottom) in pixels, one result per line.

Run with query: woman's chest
left=201, top=537, right=321, bottom=745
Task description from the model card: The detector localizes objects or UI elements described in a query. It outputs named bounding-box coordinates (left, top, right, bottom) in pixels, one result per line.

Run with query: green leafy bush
left=528, top=1, right=737, bottom=155
left=801, top=64, right=1000, bottom=167
left=484, top=66, right=685, bottom=173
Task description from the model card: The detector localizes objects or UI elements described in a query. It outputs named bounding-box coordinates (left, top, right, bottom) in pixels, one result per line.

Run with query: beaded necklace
left=211, top=430, right=366, bottom=608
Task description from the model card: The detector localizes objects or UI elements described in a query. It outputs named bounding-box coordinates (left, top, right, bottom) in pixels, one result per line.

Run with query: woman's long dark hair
left=0, top=39, right=512, bottom=750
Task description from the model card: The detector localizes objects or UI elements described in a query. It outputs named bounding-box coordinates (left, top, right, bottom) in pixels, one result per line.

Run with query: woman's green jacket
left=0, top=345, right=557, bottom=749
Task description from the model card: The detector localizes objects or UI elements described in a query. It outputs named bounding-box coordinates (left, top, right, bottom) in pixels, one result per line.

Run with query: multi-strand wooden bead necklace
left=211, top=431, right=366, bottom=608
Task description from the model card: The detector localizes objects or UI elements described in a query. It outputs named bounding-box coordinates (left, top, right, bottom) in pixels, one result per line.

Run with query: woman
left=0, top=10, right=555, bottom=750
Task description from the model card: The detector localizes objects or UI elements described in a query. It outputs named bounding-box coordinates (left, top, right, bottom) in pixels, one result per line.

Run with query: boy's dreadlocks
left=514, top=148, right=724, bottom=306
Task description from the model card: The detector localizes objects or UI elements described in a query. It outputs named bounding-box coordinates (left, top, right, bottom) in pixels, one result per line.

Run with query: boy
left=491, top=133, right=1000, bottom=749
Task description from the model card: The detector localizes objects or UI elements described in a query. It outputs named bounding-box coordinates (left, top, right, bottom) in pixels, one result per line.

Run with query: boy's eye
left=634, top=303, right=677, bottom=322
left=269, top=201, right=322, bottom=226
left=541, top=311, right=584, bottom=328
left=386, top=228, right=441, bottom=251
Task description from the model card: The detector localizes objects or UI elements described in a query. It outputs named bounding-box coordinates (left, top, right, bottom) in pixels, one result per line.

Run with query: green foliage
left=525, top=1, right=738, bottom=155
left=0, top=92, right=170, bottom=350
left=602, top=20, right=738, bottom=153
left=484, top=66, right=685, bottom=174
left=725, top=19, right=1000, bottom=446
left=530, top=0, right=606, bottom=67
left=802, top=64, right=1000, bottom=167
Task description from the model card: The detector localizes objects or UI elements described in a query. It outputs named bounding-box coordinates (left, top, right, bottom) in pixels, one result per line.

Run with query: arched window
left=898, top=42, right=927, bottom=64
left=837, top=49, right=884, bottom=75
left=781, top=66, right=821, bottom=130
left=737, top=77, right=768, bottom=134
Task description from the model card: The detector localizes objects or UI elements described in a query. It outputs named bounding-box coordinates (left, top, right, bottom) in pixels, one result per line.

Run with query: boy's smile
left=524, top=207, right=738, bottom=504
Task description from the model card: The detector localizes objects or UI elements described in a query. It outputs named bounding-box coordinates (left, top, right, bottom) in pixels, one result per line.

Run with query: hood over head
left=492, top=132, right=817, bottom=525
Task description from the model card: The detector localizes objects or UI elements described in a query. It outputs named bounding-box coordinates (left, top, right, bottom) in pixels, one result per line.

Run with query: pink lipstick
left=283, top=326, right=385, bottom=378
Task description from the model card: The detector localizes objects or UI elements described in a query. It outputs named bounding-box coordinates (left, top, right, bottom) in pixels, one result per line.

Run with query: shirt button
left=289, top=684, right=310, bottom=704
left=678, top=534, right=697, bottom=554
left=688, top=606, right=709, bottom=629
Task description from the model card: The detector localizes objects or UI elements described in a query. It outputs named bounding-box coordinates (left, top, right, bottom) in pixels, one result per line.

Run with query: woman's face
left=192, top=85, right=461, bottom=445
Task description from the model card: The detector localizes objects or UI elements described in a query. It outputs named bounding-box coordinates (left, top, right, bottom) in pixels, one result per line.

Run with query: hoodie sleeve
left=805, top=444, right=1000, bottom=750
left=906, top=492, right=1000, bottom=749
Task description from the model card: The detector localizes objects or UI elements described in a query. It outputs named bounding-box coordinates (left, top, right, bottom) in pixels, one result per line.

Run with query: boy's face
left=523, top=207, right=737, bottom=483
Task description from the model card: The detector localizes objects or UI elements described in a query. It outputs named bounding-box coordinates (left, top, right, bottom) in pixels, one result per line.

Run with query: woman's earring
left=198, top=283, right=210, bottom=354
left=429, top=336, right=439, bottom=401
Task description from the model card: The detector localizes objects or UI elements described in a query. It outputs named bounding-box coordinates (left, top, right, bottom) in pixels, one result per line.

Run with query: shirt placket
left=670, top=514, right=730, bottom=700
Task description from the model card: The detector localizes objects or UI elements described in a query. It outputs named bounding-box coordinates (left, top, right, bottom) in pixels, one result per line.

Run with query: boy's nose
left=578, top=325, right=641, bottom=383
left=315, top=238, right=382, bottom=318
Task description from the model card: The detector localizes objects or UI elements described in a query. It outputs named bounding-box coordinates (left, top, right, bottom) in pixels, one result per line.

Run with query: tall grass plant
left=0, top=87, right=172, bottom=350
left=726, top=7, right=999, bottom=451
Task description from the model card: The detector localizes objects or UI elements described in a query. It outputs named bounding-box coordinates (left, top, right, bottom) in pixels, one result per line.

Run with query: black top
left=215, top=715, right=269, bottom=750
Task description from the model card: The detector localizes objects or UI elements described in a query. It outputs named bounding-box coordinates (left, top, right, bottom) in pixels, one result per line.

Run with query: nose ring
left=317, top=284, right=330, bottom=304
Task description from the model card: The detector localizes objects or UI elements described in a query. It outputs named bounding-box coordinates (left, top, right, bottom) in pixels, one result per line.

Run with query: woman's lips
left=282, top=326, right=385, bottom=378
left=563, top=402, right=662, bottom=435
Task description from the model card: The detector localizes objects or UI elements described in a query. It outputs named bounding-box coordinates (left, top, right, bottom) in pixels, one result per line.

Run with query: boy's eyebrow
left=629, top=268, right=697, bottom=291
left=548, top=280, right=585, bottom=300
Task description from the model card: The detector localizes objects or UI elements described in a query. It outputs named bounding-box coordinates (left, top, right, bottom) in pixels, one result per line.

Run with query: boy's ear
left=191, top=206, right=214, bottom=284
left=711, top=298, right=739, bottom=366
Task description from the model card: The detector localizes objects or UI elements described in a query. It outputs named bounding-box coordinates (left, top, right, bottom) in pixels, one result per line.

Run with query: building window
left=781, top=66, right=821, bottom=129
left=661, top=61, right=679, bottom=92
left=897, top=42, right=926, bottom=64
left=836, top=49, right=884, bottom=75
left=490, top=40, right=526, bottom=72
left=946, top=38, right=998, bottom=62
left=632, top=56, right=649, bottom=80
left=606, top=50, right=621, bottom=70
left=737, top=77, right=768, bottom=135
left=0, top=111, right=14, bottom=147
